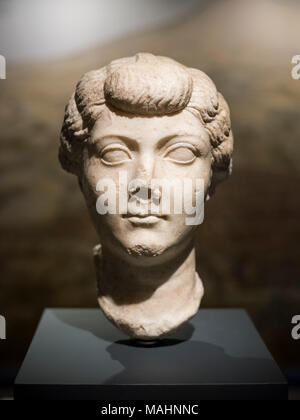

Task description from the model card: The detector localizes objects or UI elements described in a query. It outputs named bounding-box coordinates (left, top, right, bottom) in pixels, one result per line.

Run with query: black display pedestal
left=14, top=308, right=287, bottom=400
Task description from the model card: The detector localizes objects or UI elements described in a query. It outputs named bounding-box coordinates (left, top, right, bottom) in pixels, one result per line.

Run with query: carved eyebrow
left=91, top=134, right=139, bottom=149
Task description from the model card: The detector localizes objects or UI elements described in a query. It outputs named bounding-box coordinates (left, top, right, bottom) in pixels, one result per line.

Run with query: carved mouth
left=123, top=214, right=166, bottom=225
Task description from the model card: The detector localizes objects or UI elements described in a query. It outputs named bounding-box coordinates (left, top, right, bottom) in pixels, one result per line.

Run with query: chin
left=116, top=234, right=188, bottom=267
left=126, top=244, right=165, bottom=258
left=98, top=217, right=193, bottom=265
left=124, top=250, right=168, bottom=267
left=110, top=236, right=172, bottom=266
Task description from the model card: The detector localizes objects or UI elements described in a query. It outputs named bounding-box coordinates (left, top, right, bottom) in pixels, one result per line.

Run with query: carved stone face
left=80, top=105, right=213, bottom=266
left=59, top=53, right=233, bottom=338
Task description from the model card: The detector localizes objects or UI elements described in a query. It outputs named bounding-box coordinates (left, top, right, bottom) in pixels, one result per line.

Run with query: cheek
left=183, top=158, right=212, bottom=208
left=82, top=155, right=117, bottom=197
left=82, top=159, right=99, bottom=199
left=200, top=158, right=213, bottom=192
left=80, top=156, right=109, bottom=214
left=180, top=157, right=212, bottom=189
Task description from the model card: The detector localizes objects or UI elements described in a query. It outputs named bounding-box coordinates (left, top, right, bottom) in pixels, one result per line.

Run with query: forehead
left=90, top=105, right=208, bottom=142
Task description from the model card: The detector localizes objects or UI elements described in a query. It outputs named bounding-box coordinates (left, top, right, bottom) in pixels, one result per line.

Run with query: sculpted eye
left=164, top=143, right=197, bottom=164
left=100, top=144, right=133, bottom=165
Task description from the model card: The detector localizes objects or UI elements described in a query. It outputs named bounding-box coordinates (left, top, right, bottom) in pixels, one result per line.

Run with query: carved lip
left=123, top=214, right=166, bottom=225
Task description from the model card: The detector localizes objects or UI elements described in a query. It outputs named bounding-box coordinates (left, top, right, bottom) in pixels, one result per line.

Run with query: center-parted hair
left=59, top=53, right=233, bottom=191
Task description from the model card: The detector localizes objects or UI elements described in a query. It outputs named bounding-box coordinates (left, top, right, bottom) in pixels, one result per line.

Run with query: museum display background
left=0, top=0, right=300, bottom=393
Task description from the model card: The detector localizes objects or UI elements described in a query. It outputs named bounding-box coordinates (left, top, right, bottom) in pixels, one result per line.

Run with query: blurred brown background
left=0, top=0, right=300, bottom=394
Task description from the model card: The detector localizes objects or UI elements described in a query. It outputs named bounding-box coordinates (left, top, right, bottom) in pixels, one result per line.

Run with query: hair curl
left=59, top=53, right=233, bottom=194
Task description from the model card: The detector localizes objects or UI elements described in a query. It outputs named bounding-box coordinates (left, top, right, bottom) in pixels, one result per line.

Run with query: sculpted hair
left=59, top=53, right=233, bottom=192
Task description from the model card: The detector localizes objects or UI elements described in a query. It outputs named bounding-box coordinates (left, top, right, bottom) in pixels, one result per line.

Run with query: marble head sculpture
left=59, top=53, right=233, bottom=340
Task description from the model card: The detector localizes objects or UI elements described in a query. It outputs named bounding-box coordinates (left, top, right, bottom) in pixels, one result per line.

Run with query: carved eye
left=164, top=143, right=197, bottom=164
left=100, top=144, right=133, bottom=165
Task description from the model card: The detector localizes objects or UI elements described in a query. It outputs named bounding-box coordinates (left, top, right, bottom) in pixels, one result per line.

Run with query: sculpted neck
left=94, top=242, right=204, bottom=339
